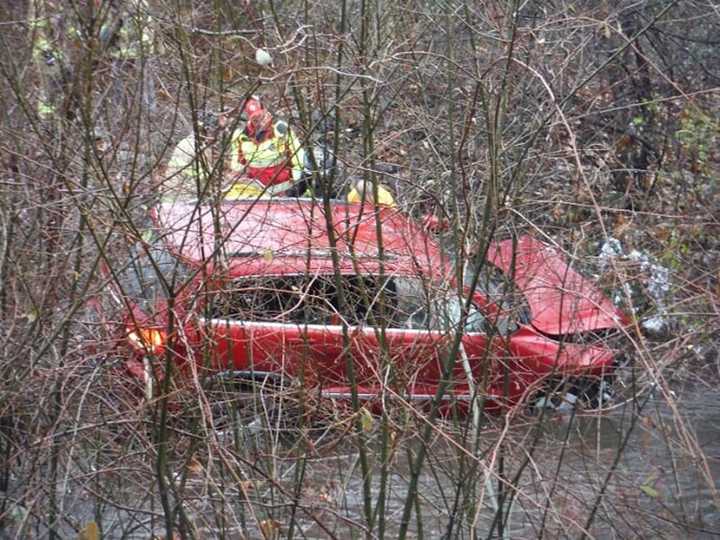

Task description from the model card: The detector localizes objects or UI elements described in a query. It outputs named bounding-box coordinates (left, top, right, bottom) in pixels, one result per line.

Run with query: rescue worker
left=163, top=113, right=229, bottom=201
left=229, top=107, right=306, bottom=197
left=237, top=96, right=265, bottom=128
left=29, top=0, right=78, bottom=119
left=103, top=0, right=155, bottom=61
left=162, top=100, right=269, bottom=203
left=346, top=179, right=448, bottom=232
left=29, top=0, right=157, bottom=120
left=101, top=0, right=157, bottom=112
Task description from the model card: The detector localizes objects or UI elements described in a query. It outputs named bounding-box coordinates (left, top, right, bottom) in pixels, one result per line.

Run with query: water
left=2, top=386, right=718, bottom=538
left=287, top=388, right=720, bottom=538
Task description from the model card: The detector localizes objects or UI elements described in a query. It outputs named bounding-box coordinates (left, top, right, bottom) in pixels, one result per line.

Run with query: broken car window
left=114, top=232, right=191, bottom=311
left=207, top=274, right=489, bottom=334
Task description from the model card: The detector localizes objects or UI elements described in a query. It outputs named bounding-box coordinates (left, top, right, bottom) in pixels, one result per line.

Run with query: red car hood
left=487, top=236, right=626, bottom=335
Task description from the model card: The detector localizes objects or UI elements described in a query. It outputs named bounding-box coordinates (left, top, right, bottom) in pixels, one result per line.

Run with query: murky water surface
left=3, top=387, right=718, bottom=538
left=290, top=388, right=720, bottom=539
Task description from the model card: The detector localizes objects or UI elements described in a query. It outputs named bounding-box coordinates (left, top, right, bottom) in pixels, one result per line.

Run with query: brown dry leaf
left=615, top=134, right=632, bottom=152
left=259, top=518, right=281, bottom=540
left=613, top=214, right=633, bottom=239
left=187, top=456, right=203, bottom=476
left=641, top=415, right=656, bottom=430
left=78, top=522, right=99, bottom=540
left=238, top=479, right=257, bottom=494
left=654, top=224, right=671, bottom=242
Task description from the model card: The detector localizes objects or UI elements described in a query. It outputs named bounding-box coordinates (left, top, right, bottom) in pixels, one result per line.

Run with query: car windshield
left=207, top=274, right=489, bottom=333
left=113, top=231, right=191, bottom=311
left=465, top=261, right=531, bottom=334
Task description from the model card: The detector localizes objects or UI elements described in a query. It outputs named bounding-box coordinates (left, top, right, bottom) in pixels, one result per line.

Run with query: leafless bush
left=0, top=0, right=718, bottom=538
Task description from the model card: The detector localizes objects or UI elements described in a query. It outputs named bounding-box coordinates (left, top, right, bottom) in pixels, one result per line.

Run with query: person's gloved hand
left=42, top=50, right=56, bottom=66
left=275, top=120, right=288, bottom=135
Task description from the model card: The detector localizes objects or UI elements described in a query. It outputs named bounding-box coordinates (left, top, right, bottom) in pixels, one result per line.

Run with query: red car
left=106, top=199, right=628, bottom=411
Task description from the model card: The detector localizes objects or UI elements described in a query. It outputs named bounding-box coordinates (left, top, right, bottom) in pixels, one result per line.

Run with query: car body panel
left=109, top=199, right=626, bottom=409
left=200, top=318, right=347, bottom=385
left=488, top=236, right=627, bottom=335
left=199, top=312, right=511, bottom=402
left=505, top=327, right=616, bottom=375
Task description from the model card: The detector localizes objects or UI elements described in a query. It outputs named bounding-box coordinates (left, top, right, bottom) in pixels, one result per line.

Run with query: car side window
left=208, top=276, right=336, bottom=324
left=464, top=261, right=531, bottom=331
left=207, top=274, right=489, bottom=333
left=380, top=278, right=489, bottom=333
left=208, top=274, right=405, bottom=327
left=430, top=291, right=488, bottom=334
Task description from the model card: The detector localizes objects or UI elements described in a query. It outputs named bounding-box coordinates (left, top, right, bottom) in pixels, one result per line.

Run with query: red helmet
left=247, top=110, right=273, bottom=139
left=241, top=97, right=264, bottom=120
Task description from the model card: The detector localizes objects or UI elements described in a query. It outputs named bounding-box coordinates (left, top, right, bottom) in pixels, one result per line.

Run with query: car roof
left=153, top=198, right=444, bottom=278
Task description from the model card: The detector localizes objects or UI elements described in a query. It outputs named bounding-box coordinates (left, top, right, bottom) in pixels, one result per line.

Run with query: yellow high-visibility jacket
left=107, top=1, right=155, bottom=60
left=229, top=121, right=305, bottom=191
left=347, top=182, right=397, bottom=207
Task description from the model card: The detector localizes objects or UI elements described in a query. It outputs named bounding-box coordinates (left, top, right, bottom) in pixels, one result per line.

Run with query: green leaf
left=360, top=407, right=373, bottom=433
left=640, top=485, right=659, bottom=498
left=141, top=229, right=155, bottom=243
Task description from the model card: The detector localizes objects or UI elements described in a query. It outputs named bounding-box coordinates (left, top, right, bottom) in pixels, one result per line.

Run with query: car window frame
left=201, top=272, right=491, bottom=336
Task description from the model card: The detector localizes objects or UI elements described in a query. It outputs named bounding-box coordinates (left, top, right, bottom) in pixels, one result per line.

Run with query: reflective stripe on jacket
left=230, top=121, right=305, bottom=188
left=29, top=14, right=78, bottom=65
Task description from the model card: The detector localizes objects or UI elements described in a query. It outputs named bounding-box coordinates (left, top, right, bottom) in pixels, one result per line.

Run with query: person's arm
left=287, top=129, right=306, bottom=174
left=28, top=5, right=57, bottom=65
left=228, top=130, right=249, bottom=176
left=275, top=121, right=305, bottom=179
left=166, top=135, right=197, bottom=178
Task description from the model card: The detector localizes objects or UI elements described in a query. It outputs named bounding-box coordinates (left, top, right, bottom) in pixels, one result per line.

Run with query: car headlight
left=127, top=328, right=166, bottom=355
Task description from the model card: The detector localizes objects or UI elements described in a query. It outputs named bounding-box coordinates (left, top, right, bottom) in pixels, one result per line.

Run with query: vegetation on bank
left=0, top=1, right=718, bottom=538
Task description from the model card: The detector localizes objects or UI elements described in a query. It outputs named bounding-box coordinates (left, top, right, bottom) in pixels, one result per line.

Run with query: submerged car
left=105, top=198, right=628, bottom=411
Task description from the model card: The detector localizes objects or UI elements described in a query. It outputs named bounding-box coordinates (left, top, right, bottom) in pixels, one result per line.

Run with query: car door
left=344, top=275, right=508, bottom=401
left=196, top=274, right=349, bottom=387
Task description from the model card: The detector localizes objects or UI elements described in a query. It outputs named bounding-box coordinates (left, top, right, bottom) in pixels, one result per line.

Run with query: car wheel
left=532, top=377, right=612, bottom=412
